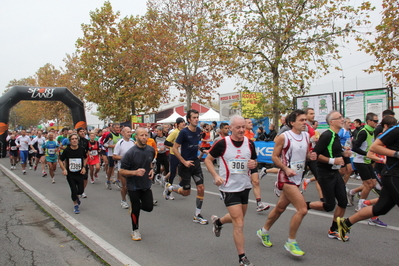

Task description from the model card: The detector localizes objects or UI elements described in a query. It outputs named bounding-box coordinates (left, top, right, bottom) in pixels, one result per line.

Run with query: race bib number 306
left=228, top=159, right=248, bottom=174
left=69, top=158, right=82, bottom=172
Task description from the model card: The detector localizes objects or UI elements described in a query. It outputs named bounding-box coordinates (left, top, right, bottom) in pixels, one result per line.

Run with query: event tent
left=157, top=110, right=184, bottom=123
left=199, top=108, right=220, bottom=121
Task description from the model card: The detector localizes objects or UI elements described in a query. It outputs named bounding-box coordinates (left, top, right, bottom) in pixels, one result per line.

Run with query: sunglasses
left=372, top=120, right=379, bottom=123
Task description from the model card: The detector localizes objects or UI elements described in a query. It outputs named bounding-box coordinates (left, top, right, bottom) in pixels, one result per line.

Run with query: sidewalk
left=0, top=171, right=106, bottom=266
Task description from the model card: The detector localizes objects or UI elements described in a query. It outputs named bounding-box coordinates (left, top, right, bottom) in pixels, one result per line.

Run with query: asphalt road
left=0, top=158, right=398, bottom=266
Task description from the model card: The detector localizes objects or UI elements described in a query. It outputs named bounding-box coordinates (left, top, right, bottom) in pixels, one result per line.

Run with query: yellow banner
left=241, top=92, right=263, bottom=118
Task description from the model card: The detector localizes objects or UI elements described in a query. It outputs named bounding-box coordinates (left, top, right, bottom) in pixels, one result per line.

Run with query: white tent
left=157, top=111, right=184, bottom=123
left=199, top=108, right=220, bottom=121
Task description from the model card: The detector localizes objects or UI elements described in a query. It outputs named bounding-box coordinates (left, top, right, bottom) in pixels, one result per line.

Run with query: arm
left=370, top=139, right=397, bottom=158
left=204, top=153, right=224, bottom=186
left=172, top=142, right=192, bottom=167
left=271, top=134, right=296, bottom=177
left=352, top=130, right=367, bottom=155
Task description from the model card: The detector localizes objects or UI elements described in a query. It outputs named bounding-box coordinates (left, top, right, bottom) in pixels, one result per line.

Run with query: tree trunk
left=131, top=101, right=136, bottom=116
left=186, top=86, right=192, bottom=112
left=271, top=65, right=280, bottom=125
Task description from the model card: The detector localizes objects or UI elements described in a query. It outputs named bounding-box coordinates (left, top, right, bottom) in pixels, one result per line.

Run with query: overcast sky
left=0, top=0, right=385, bottom=100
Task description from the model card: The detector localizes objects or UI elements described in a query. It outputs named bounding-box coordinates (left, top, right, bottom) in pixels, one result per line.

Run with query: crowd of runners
left=5, top=107, right=399, bottom=266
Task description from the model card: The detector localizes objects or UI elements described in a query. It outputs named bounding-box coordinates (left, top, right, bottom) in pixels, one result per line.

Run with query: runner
left=7, top=134, right=18, bottom=170
left=198, top=123, right=212, bottom=160
left=58, top=133, right=87, bottom=214
left=205, top=115, right=258, bottom=266
left=87, top=132, right=101, bottom=184
left=15, top=129, right=31, bottom=175
left=256, top=110, right=316, bottom=257
left=30, top=130, right=46, bottom=175
left=153, top=126, right=169, bottom=185
left=337, top=117, right=399, bottom=241
left=103, top=124, right=122, bottom=190
left=307, top=111, right=351, bottom=241
left=77, top=128, right=90, bottom=198
left=113, top=127, right=135, bottom=209
left=243, top=118, right=270, bottom=212
left=164, top=109, right=208, bottom=224
left=163, top=117, right=186, bottom=200
left=42, top=132, right=59, bottom=182
left=119, top=128, right=155, bottom=241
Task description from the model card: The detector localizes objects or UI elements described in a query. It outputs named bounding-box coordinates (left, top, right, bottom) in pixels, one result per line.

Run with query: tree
left=146, top=0, right=233, bottom=111
left=76, top=1, right=169, bottom=121
left=360, top=0, right=399, bottom=86
left=207, top=0, right=374, bottom=122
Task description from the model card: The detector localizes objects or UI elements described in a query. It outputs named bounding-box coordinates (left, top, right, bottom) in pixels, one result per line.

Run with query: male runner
left=30, top=130, right=46, bottom=174
left=42, top=132, right=59, bottom=183
left=103, top=124, right=122, bottom=189
left=257, top=110, right=316, bottom=257
left=164, top=109, right=208, bottom=224
left=206, top=115, right=258, bottom=266
left=77, top=128, right=89, bottom=198
left=8, top=135, right=18, bottom=169
left=120, top=128, right=155, bottom=241
left=153, top=126, right=169, bottom=184
left=16, top=129, right=30, bottom=175
left=113, top=127, right=135, bottom=209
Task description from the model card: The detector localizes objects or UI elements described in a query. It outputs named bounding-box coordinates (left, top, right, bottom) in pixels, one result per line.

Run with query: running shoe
left=371, top=188, right=381, bottom=196
left=42, top=172, right=47, bottom=177
left=302, top=178, right=310, bottom=191
left=328, top=228, right=349, bottom=242
left=355, top=192, right=361, bottom=199
left=346, top=188, right=354, bottom=206
left=90, top=178, right=94, bottom=184
left=74, top=205, right=80, bottom=214
left=211, top=215, right=222, bottom=237
left=274, top=181, right=281, bottom=197
left=29, top=166, right=32, bottom=170
left=256, top=202, right=270, bottom=212
left=76, top=197, right=81, bottom=206
left=121, top=200, right=129, bottom=209
left=10, top=166, right=13, bottom=170
left=239, top=256, right=253, bottom=266
left=355, top=199, right=367, bottom=212
left=115, top=180, right=122, bottom=189
left=34, top=165, right=37, bottom=171
left=82, top=193, right=87, bottom=198
left=356, top=175, right=361, bottom=180
left=193, top=214, right=208, bottom=225
left=256, top=229, right=272, bottom=247
left=94, top=173, right=98, bottom=179
left=51, top=178, right=55, bottom=184
left=153, top=199, right=158, bottom=206
left=163, top=183, right=172, bottom=200
left=368, top=217, right=388, bottom=227
left=105, top=181, right=112, bottom=190
left=259, top=167, right=267, bottom=180
left=131, top=230, right=141, bottom=241
left=336, top=217, right=351, bottom=242
left=284, top=241, right=305, bottom=256
left=23, top=170, right=26, bottom=175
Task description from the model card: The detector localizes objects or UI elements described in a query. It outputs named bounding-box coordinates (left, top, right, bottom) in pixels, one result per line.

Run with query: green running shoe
left=284, top=241, right=305, bottom=256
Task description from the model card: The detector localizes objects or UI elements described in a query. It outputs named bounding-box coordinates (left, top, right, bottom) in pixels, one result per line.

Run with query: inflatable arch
left=0, top=86, right=86, bottom=157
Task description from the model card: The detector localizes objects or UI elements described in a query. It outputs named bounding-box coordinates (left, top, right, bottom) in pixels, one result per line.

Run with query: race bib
left=48, top=148, right=56, bottom=155
left=11, top=146, right=17, bottom=150
left=90, top=150, right=98, bottom=156
left=290, top=160, right=305, bottom=175
left=38, top=147, right=44, bottom=154
left=228, top=159, right=248, bottom=174
left=69, top=158, right=82, bottom=172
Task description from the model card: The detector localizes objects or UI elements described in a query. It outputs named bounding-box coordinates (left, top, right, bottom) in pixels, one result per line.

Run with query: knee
left=196, top=184, right=204, bottom=194
left=323, top=202, right=336, bottom=212
left=297, top=207, right=308, bottom=217
left=251, top=178, right=259, bottom=187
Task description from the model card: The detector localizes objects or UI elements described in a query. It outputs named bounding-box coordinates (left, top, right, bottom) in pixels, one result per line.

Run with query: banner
left=241, top=92, right=264, bottom=119
left=254, top=141, right=274, bottom=164
left=296, top=93, right=334, bottom=130
left=344, top=89, right=388, bottom=122
left=219, top=92, right=241, bottom=120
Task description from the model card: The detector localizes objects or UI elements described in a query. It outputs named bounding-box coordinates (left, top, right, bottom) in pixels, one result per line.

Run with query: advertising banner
left=219, top=92, right=241, bottom=120
left=241, top=92, right=264, bottom=119
left=295, top=93, right=334, bottom=129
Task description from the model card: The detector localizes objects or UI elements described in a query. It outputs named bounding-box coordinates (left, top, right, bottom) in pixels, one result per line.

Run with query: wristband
left=394, top=151, right=399, bottom=158
left=328, top=158, right=335, bottom=165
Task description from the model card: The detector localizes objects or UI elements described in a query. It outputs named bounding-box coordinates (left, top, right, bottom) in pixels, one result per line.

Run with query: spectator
left=265, top=124, right=277, bottom=141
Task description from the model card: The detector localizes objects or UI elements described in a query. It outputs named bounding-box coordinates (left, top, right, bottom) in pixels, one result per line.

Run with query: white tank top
left=279, top=131, right=309, bottom=185
left=218, top=136, right=253, bottom=192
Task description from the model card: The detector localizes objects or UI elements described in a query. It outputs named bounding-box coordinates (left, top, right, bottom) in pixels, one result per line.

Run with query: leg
left=282, top=184, right=308, bottom=239
left=227, top=204, right=247, bottom=255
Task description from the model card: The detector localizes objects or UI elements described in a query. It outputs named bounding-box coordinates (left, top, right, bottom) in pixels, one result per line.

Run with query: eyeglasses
left=331, top=116, right=343, bottom=120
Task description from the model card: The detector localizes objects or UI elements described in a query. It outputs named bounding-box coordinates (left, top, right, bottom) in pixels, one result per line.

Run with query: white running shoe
left=82, top=193, right=87, bottom=198
left=52, top=178, right=55, bottom=184
left=131, top=230, right=141, bottom=241
left=121, top=200, right=129, bottom=209
left=259, top=167, right=267, bottom=180
left=256, top=202, right=270, bottom=212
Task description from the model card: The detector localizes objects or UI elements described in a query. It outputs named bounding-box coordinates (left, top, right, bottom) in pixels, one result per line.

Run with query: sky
left=0, top=0, right=387, bottom=123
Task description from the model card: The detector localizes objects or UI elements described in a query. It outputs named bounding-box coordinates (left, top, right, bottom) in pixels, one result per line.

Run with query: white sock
left=261, top=228, right=269, bottom=234
left=288, top=238, right=296, bottom=243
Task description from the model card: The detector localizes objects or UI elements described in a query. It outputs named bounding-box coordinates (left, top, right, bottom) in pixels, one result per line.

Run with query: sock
left=330, top=221, right=338, bottom=232
left=261, top=227, right=269, bottom=234
left=306, top=201, right=311, bottom=210
left=320, top=198, right=324, bottom=202
left=216, top=218, right=223, bottom=226
left=364, top=200, right=371, bottom=206
left=256, top=198, right=261, bottom=205
left=195, top=196, right=204, bottom=216
left=238, top=253, right=246, bottom=261
left=345, top=218, right=353, bottom=228
left=288, top=238, right=296, bottom=243
left=349, top=189, right=355, bottom=196
left=371, top=216, right=378, bottom=220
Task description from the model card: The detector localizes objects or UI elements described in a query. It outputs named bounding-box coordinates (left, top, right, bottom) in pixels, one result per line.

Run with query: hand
left=247, top=159, right=257, bottom=170
left=334, top=157, right=345, bottom=166
left=309, top=152, right=317, bottom=161
left=62, top=169, right=67, bottom=176
left=343, top=149, right=351, bottom=157
left=80, top=167, right=86, bottom=175
left=183, top=160, right=194, bottom=168
left=213, top=175, right=225, bottom=186
left=284, top=167, right=296, bottom=177
left=148, top=169, right=154, bottom=180
left=135, top=168, right=146, bottom=176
